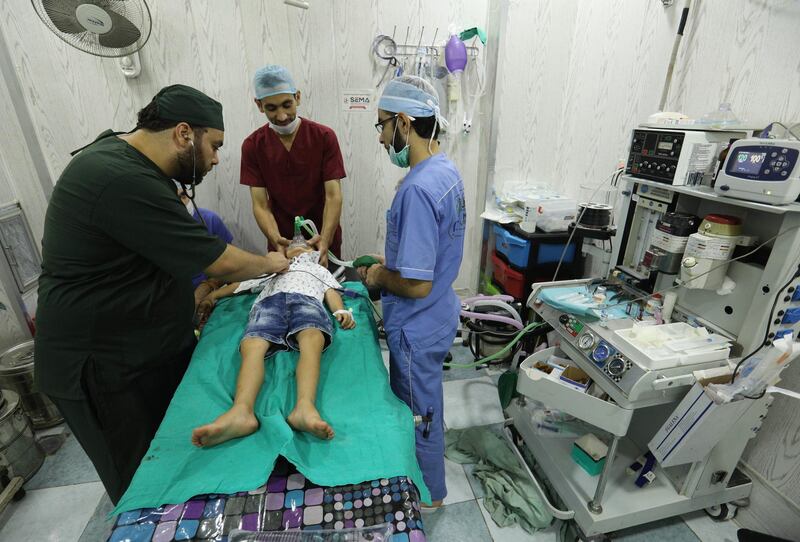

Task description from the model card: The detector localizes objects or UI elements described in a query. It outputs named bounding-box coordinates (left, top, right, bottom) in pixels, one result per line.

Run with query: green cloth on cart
left=445, top=427, right=553, bottom=533
left=113, top=282, right=430, bottom=514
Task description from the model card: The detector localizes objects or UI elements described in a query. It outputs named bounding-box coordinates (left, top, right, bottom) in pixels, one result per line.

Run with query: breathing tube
left=294, top=216, right=380, bottom=280
left=444, top=321, right=545, bottom=368
left=447, top=295, right=535, bottom=368
left=288, top=217, right=382, bottom=318
left=291, top=219, right=541, bottom=364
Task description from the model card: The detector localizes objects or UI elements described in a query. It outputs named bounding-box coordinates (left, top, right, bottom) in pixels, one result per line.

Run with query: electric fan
left=31, top=0, right=151, bottom=58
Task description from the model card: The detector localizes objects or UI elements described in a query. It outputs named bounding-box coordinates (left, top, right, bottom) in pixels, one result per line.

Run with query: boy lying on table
left=191, top=243, right=355, bottom=447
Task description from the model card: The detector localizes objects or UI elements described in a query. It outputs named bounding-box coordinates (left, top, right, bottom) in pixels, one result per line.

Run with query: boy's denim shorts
left=242, top=292, right=333, bottom=357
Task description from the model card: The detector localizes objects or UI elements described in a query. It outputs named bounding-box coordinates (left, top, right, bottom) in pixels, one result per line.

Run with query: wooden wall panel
left=0, top=0, right=489, bottom=290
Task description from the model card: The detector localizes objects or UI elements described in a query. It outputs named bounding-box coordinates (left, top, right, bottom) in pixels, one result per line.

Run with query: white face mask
left=269, top=117, right=301, bottom=136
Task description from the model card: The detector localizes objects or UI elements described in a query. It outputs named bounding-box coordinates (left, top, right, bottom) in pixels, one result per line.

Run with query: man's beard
left=175, top=146, right=205, bottom=185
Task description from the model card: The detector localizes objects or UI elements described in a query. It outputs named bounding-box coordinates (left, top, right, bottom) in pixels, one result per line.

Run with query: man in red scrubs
left=240, top=65, right=346, bottom=265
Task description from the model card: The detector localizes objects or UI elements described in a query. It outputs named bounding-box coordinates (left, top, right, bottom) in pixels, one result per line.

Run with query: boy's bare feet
left=191, top=404, right=259, bottom=447
left=287, top=401, right=334, bottom=440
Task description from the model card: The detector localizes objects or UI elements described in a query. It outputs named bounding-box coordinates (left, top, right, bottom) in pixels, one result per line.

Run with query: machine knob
left=719, top=185, right=730, bottom=191
left=559, top=314, right=570, bottom=325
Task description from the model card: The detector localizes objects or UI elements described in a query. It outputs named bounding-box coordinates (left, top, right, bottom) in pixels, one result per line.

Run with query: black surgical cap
left=154, top=84, right=224, bottom=131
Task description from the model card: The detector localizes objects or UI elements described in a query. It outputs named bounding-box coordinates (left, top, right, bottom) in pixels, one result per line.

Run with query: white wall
left=490, top=1, right=800, bottom=537
left=3, top=0, right=800, bottom=535
left=0, top=0, right=490, bottom=293
left=0, top=45, right=50, bottom=349
left=491, top=0, right=800, bottom=198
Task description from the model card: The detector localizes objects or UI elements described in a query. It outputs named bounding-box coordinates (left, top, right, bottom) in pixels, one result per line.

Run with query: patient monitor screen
left=733, top=151, right=766, bottom=175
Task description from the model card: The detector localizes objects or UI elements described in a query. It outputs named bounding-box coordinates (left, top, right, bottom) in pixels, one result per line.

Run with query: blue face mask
left=388, top=120, right=410, bottom=168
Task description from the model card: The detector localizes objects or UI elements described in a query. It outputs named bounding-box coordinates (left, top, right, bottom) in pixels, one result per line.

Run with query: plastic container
left=536, top=242, right=575, bottom=264
left=572, top=442, right=605, bottom=476
left=534, top=198, right=578, bottom=233
left=495, top=224, right=577, bottom=267
left=520, top=204, right=537, bottom=233
left=614, top=323, right=730, bottom=369
left=644, top=294, right=663, bottom=319
left=698, top=102, right=740, bottom=128
left=491, top=251, right=526, bottom=299
left=494, top=225, right=530, bottom=268
left=516, top=347, right=633, bottom=436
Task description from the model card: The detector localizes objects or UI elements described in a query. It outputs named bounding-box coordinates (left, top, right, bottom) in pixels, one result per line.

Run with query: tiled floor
left=0, top=344, right=743, bottom=541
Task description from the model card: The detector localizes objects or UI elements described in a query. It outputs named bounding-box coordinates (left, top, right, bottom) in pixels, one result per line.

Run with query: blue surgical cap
left=253, top=65, right=297, bottom=99
left=378, top=76, right=447, bottom=128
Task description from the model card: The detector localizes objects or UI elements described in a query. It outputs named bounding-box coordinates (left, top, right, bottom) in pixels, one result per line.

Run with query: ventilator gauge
left=578, top=332, right=596, bottom=350
left=591, top=343, right=612, bottom=364
left=606, top=357, right=627, bottom=376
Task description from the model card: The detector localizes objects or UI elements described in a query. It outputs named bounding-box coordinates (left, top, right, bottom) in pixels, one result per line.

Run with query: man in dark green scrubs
left=34, top=85, right=289, bottom=504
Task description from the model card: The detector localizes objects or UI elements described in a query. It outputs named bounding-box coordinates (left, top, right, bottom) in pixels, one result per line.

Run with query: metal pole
left=588, top=435, right=620, bottom=514
left=658, top=0, right=692, bottom=112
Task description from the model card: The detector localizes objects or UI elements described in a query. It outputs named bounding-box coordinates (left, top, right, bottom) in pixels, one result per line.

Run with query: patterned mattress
left=106, top=457, right=427, bottom=541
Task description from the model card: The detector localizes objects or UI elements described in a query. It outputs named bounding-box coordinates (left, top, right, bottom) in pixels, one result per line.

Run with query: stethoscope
left=177, top=137, right=208, bottom=229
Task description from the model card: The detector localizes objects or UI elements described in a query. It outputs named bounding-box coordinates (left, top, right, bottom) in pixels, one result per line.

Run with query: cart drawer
left=516, top=347, right=633, bottom=436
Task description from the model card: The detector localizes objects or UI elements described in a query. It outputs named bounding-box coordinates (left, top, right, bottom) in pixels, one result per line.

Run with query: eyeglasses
left=374, top=115, right=397, bottom=133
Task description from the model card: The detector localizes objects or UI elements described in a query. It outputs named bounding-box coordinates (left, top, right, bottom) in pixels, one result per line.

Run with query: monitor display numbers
left=733, top=151, right=767, bottom=175
left=657, top=141, right=673, bottom=151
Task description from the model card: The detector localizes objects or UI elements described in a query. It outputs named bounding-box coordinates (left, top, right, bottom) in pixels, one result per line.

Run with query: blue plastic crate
left=538, top=242, right=575, bottom=264
left=493, top=225, right=530, bottom=268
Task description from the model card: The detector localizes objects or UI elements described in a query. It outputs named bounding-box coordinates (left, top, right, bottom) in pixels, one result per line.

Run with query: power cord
left=761, top=121, right=800, bottom=141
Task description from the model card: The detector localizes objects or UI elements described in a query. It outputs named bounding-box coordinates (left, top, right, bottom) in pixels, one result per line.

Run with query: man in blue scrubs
left=360, top=76, right=466, bottom=507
